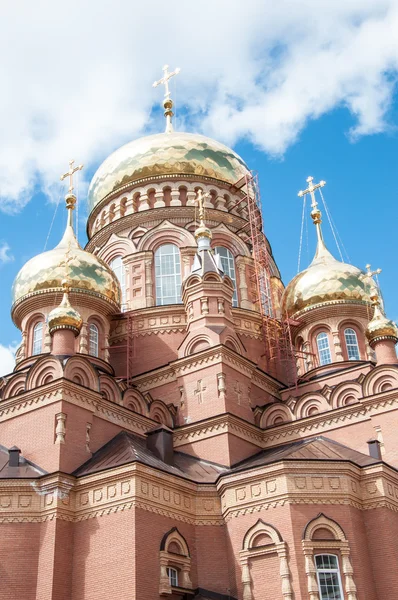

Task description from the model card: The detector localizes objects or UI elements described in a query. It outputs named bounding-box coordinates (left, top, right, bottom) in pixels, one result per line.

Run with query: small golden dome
left=48, top=280, right=83, bottom=336
left=87, top=132, right=250, bottom=214
left=12, top=196, right=121, bottom=311
left=281, top=243, right=370, bottom=317
left=366, top=293, right=398, bottom=345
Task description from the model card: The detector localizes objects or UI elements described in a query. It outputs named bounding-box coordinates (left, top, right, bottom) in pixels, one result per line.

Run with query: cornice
left=1, top=457, right=398, bottom=524
left=86, top=207, right=247, bottom=251
left=0, top=378, right=156, bottom=436
left=173, top=413, right=264, bottom=448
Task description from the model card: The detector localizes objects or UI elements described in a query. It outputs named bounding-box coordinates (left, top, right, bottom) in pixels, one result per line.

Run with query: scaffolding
left=232, top=172, right=299, bottom=386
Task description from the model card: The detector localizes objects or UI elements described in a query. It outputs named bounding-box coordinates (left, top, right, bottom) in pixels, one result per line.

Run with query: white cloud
left=0, top=242, right=14, bottom=265
left=0, top=0, right=398, bottom=211
left=0, top=343, right=17, bottom=376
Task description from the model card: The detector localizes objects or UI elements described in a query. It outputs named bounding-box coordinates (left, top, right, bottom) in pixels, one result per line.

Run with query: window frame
left=166, top=567, right=179, bottom=587
left=155, top=243, right=182, bottom=306
left=214, top=246, right=238, bottom=307
left=344, top=327, right=360, bottom=361
left=89, top=323, right=99, bottom=357
left=315, top=553, right=344, bottom=600
left=110, top=255, right=127, bottom=310
left=316, top=331, right=332, bottom=366
left=32, top=321, right=44, bottom=356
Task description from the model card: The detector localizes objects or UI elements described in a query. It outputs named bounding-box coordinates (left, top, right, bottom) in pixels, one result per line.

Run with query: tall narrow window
left=89, top=323, right=99, bottom=357
left=315, top=554, right=344, bottom=600
left=110, top=256, right=127, bottom=310
left=167, top=567, right=178, bottom=587
left=344, top=327, right=360, bottom=360
left=32, top=322, right=43, bottom=356
left=155, top=244, right=181, bottom=305
left=316, top=332, right=332, bottom=366
left=214, top=246, right=238, bottom=307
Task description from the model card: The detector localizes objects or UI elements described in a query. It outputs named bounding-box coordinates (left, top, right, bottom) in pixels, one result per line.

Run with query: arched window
left=89, top=323, right=99, bottom=357
left=32, top=322, right=43, bottom=356
left=110, top=256, right=127, bottom=310
left=214, top=246, right=238, bottom=307
left=316, top=332, right=332, bottom=366
left=155, top=244, right=182, bottom=305
left=344, top=327, right=360, bottom=360
left=315, top=554, right=344, bottom=600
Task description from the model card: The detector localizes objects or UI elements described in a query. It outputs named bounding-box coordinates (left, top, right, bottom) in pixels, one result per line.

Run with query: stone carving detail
left=200, top=297, right=209, bottom=315
left=217, top=373, right=226, bottom=398
left=55, top=412, right=66, bottom=444
left=85, top=422, right=92, bottom=453
left=194, top=380, right=207, bottom=404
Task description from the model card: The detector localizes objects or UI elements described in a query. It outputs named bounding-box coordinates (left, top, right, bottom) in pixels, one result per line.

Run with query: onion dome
left=87, top=132, right=250, bottom=214
left=12, top=194, right=121, bottom=321
left=366, top=290, right=398, bottom=345
left=48, top=279, right=83, bottom=336
left=281, top=177, right=371, bottom=317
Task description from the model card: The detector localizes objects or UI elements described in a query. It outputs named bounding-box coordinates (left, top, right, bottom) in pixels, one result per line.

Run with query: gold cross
left=298, top=176, right=326, bottom=210
left=153, top=64, right=181, bottom=100
left=61, top=159, right=84, bottom=194
left=195, top=189, right=211, bottom=222
left=365, top=264, right=382, bottom=278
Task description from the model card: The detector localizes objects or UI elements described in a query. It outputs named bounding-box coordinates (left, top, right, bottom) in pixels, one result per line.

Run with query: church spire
left=57, top=159, right=84, bottom=250
left=298, top=175, right=333, bottom=263
left=153, top=64, right=181, bottom=133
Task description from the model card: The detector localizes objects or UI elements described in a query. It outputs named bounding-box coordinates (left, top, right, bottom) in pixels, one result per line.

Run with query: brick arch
left=260, top=403, right=293, bottom=428
left=149, top=399, right=174, bottom=427
left=240, top=520, right=293, bottom=600
left=337, top=319, right=367, bottom=361
left=159, top=528, right=192, bottom=594
left=98, top=234, right=136, bottom=262
left=211, top=223, right=251, bottom=257
left=3, top=372, right=27, bottom=399
left=362, top=365, right=398, bottom=396
left=122, top=388, right=149, bottom=415
left=64, top=356, right=99, bottom=391
left=137, top=220, right=196, bottom=253
left=25, top=312, right=46, bottom=357
left=330, top=381, right=362, bottom=409
left=294, top=393, right=329, bottom=420
left=26, top=356, right=63, bottom=390
left=242, top=520, right=283, bottom=550
left=185, top=335, right=211, bottom=356
left=99, top=374, right=122, bottom=404
left=303, top=513, right=346, bottom=542
left=302, top=514, right=357, bottom=600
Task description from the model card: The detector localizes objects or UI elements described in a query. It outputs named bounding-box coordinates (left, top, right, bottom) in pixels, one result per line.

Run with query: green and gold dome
left=12, top=195, right=121, bottom=318
left=281, top=178, right=371, bottom=317
left=87, top=131, right=251, bottom=213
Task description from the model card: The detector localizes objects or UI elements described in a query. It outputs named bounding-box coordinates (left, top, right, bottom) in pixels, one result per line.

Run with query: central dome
left=88, top=132, right=250, bottom=213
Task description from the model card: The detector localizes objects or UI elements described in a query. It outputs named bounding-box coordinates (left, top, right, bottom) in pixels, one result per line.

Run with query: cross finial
left=365, top=264, right=382, bottom=278
left=298, top=176, right=326, bottom=210
left=61, top=159, right=83, bottom=194
left=153, top=65, right=181, bottom=133
left=153, top=64, right=181, bottom=100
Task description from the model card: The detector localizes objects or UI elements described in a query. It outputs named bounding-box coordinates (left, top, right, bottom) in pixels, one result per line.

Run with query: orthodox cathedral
left=1, top=66, right=398, bottom=600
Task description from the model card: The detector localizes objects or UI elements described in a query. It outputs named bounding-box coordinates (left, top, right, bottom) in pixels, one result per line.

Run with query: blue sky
left=0, top=0, right=398, bottom=372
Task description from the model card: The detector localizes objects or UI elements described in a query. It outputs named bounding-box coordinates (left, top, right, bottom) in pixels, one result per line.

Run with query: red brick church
left=1, top=68, right=398, bottom=599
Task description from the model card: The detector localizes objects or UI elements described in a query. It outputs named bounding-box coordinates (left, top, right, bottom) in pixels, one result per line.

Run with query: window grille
left=315, top=554, right=344, bottom=600
left=214, top=246, right=238, bottom=307
left=155, top=244, right=182, bottom=305
left=316, top=332, right=332, bottom=365
left=344, top=328, right=360, bottom=360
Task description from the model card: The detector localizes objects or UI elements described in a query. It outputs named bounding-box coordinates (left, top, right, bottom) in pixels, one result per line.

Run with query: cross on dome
left=61, top=159, right=83, bottom=194
left=298, top=175, right=326, bottom=211
left=152, top=64, right=181, bottom=100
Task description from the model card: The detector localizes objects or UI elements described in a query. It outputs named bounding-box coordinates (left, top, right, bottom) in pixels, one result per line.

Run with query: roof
left=0, top=444, right=46, bottom=479
left=74, top=431, right=228, bottom=482
left=231, top=435, right=380, bottom=472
